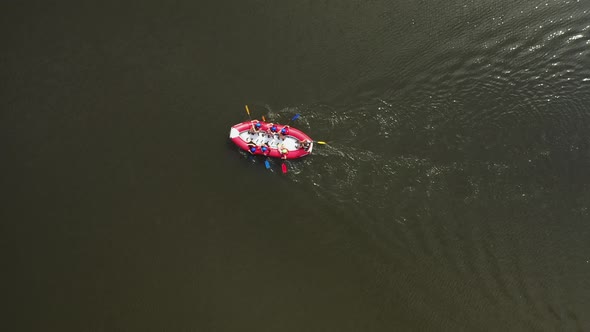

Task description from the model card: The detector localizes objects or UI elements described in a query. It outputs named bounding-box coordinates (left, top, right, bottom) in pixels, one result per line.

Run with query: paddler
left=279, top=144, right=289, bottom=160
left=278, top=125, right=289, bottom=139
left=298, top=139, right=311, bottom=151
left=247, top=142, right=257, bottom=154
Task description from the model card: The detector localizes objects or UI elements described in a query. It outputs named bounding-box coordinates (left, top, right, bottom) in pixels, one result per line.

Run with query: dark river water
left=3, top=1, right=590, bottom=331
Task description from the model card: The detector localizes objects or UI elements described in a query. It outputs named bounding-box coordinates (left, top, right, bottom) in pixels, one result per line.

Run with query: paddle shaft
left=245, top=105, right=252, bottom=121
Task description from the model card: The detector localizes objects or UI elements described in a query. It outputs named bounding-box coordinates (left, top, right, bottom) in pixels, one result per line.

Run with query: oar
left=281, top=163, right=287, bottom=174
left=262, top=115, right=266, bottom=122
left=316, top=141, right=327, bottom=145
left=265, top=159, right=270, bottom=169
left=286, top=113, right=300, bottom=126
left=245, top=105, right=252, bottom=121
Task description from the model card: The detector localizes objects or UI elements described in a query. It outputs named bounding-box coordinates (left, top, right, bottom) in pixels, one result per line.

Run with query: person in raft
left=248, top=120, right=261, bottom=134
left=279, top=144, right=289, bottom=160
left=278, top=125, right=289, bottom=139
left=253, top=121, right=262, bottom=132
left=298, top=139, right=311, bottom=151
left=266, top=122, right=277, bottom=138
left=247, top=142, right=258, bottom=154
left=266, top=123, right=278, bottom=136
left=259, top=141, right=270, bottom=155
left=260, top=145, right=270, bottom=156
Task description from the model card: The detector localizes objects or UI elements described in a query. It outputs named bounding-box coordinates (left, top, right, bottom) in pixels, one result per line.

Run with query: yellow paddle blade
left=317, top=141, right=327, bottom=145
left=245, top=105, right=251, bottom=115
left=262, top=115, right=266, bottom=121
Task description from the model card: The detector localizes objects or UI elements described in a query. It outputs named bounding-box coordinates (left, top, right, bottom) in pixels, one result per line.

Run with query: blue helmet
left=261, top=146, right=268, bottom=152
left=271, top=126, right=277, bottom=132
left=281, top=128, right=287, bottom=134
left=255, top=123, right=261, bottom=129
left=250, top=147, right=256, bottom=153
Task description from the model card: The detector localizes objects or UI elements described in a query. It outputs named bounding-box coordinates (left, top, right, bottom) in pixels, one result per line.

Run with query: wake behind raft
left=229, top=120, right=313, bottom=160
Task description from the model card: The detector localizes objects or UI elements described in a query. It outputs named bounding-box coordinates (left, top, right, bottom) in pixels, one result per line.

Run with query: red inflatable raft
left=229, top=120, right=313, bottom=159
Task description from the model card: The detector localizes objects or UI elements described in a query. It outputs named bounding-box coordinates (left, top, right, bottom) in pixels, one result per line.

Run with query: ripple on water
left=263, top=1, right=590, bottom=328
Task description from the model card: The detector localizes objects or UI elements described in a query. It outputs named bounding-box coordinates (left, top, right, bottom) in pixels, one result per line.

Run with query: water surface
left=3, top=0, right=590, bottom=331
